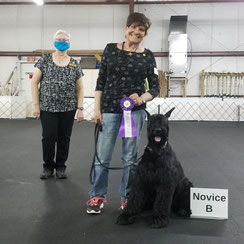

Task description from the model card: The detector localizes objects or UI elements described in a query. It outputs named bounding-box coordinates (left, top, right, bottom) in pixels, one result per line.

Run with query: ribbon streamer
left=118, top=97, right=138, bottom=138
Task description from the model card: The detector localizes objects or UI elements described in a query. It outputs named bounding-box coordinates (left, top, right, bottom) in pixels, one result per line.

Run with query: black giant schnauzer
left=116, top=108, right=193, bottom=228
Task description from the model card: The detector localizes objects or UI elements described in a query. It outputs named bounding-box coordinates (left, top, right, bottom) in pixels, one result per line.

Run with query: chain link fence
left=1, top=97, right=244, bottom=121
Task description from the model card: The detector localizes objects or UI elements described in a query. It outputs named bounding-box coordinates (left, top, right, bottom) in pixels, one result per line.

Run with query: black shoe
left=56, top=169, right=67, bottom=179
left=40, top=168, right=54, bottom=180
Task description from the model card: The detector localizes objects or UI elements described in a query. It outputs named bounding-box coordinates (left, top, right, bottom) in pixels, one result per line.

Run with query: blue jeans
left=90, top=110, right=146, bottom=201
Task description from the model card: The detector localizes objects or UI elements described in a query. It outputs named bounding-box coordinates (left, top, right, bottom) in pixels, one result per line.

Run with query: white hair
left=53, top=30, right=71, bottom=41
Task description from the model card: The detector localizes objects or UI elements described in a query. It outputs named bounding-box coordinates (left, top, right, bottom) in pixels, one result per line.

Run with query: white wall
left=0, top=3, right=244, bottom=96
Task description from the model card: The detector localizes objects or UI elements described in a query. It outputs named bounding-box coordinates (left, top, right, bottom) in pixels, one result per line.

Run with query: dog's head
left=146, top=108, right=175, bottom=147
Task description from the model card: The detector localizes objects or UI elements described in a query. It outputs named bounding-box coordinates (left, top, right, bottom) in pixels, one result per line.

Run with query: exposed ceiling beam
left=136, top=0, right=244, bottom=3
left=1, top=0, right=244, bottom=4
left=154, top=51, right=244, bottom=57
left=1, top=51, right=244, bottom=57
left=0, top=0, right=129, bottom=5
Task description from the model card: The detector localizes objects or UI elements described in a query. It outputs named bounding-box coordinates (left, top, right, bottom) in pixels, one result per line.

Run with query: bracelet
left=140, top=97, right=146, bottom=104
left=77, top=106, right=84, bottom=111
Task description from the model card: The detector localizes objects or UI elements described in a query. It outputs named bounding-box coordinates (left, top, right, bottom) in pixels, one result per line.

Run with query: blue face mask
left=54, top=41, right=70, bottom=51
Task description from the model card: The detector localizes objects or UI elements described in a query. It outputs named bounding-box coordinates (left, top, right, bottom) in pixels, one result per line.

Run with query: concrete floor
left=0, top=119, right=244, bottom=244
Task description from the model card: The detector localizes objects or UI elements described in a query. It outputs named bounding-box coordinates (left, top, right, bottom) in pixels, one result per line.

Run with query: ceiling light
left=33, top=0, right=44, bottom=6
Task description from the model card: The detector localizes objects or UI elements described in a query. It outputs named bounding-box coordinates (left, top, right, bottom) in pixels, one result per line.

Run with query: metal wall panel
left=169, top=16, right=188, bottom=77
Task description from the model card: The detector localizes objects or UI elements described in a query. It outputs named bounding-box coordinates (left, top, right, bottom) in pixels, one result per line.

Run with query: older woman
left=31, top=30, right=84, bottom=179
left=86, top=12, right=160, bottom=214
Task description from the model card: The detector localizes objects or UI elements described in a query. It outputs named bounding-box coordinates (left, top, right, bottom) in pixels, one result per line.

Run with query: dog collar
left=146, top=146, right=153, bottom=152
left=163, top=141, right=168, bottom=149
left=146, top=141, right=168, bottom=152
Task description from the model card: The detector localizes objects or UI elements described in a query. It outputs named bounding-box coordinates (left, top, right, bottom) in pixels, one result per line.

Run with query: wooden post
left=183, top=78, right=187, bottom=97
left=168, top=77, right=171, bottom=97
left=129, top=0, right=134, bottom=14
left=158, top=70, right=167, bottom=98
left=201, top=70, right=205, bottom=97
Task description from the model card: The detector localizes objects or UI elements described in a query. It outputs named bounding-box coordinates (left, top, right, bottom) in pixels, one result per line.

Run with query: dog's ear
left=165, top=107, right=175, bottom=118
left=145, top=110, right=151, bottom=121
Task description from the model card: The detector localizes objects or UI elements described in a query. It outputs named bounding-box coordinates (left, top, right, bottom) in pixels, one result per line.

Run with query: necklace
left=122, top=41, right=138, bottom=56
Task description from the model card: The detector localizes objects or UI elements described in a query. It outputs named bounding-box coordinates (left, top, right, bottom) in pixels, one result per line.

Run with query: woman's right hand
left=91, top=110, right=102, bottom=124
left=33, top=105, right=40, bottom=119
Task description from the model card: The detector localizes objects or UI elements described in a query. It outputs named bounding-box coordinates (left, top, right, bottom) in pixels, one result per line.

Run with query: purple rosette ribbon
left=118, top=97, right=138, bottom=138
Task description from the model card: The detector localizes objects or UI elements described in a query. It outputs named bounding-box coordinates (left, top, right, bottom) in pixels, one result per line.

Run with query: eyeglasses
left=55, top=38, right=69, bottom=42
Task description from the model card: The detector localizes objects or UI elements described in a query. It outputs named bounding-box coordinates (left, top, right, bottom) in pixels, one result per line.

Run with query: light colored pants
left=90, top=110, right=146, bottom=201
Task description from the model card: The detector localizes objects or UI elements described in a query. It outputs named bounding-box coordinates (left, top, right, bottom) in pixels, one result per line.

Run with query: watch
left=77, top=106, right=84, bottom=111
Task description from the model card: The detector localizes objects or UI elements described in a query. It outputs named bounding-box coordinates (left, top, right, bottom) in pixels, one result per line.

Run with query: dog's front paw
left=151, top=216, right=169, bottom=228
left=177, top=208, right=192, bottom=217
left=116, top=213, right=136, bottom=225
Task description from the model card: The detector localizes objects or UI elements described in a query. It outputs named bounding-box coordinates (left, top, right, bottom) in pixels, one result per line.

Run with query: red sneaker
left=119, top=201, right=127, bottom=210
left=86, top=197, right=106, bottom=214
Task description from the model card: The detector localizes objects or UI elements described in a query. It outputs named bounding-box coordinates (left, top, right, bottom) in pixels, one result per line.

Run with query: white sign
left=190, top=187, right=228, bottom=220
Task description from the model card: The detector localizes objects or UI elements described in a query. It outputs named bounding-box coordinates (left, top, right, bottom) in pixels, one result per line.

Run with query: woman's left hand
left=129, top=93, right=143, bottom=106
left=77, top=110, right=84, bottom=123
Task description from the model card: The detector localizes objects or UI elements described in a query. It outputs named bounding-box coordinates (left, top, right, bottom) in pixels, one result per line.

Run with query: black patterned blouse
left=96, top=43, right=160, bottom=113
left=34, top=53, right=84, bottom=112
